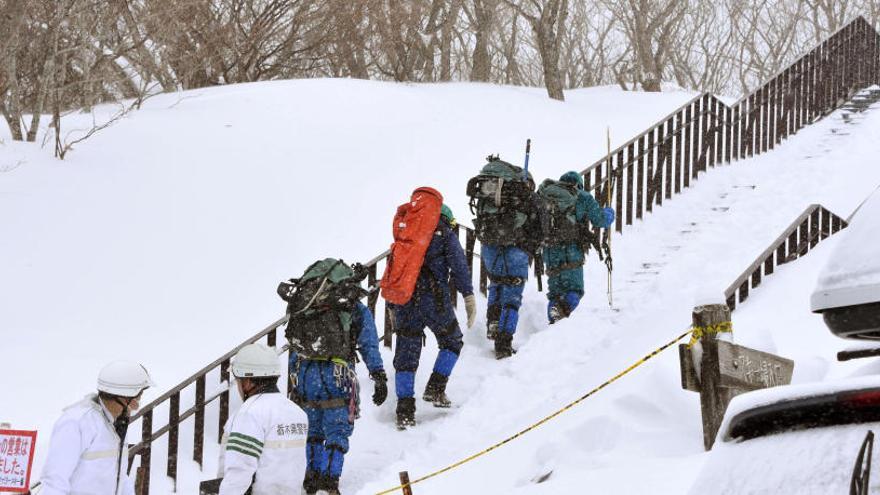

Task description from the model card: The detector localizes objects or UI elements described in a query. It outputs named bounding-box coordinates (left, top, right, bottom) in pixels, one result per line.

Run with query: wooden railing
left=125, top=16, right=879, bottom=495
left=723, top=204, right=848, bottom=311
left=583, top=17, right=880, bottom=233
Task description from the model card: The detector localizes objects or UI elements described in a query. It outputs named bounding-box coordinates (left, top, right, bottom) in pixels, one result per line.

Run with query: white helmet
left=232, top=344, right=281, bottom=378
left=97, top=361, right=154, bottom=397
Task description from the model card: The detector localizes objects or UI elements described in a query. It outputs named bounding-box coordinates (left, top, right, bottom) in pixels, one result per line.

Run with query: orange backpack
left=380, top=187, right=443, bottom=305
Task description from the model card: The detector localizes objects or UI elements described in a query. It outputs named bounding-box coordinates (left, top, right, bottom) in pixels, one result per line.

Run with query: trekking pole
left=605, top=127, right=613, bottom=308
left=523, top=138, right=531, bottom=180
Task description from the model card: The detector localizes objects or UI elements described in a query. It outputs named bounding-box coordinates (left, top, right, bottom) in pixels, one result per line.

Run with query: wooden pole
left=606, top=127, right=613, bottom=307
left=399, top=471, right=414, bottom=495
left=692, top=303, right=733, bottom=451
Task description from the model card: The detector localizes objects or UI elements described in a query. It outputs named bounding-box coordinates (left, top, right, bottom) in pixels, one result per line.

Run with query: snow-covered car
left=688, top=378, right=880, bottom=494
left=811, top=187, right=880, bottom=340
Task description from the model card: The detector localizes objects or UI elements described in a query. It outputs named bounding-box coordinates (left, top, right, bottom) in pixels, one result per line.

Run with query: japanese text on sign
left=0, top=430, right=38, bottom=494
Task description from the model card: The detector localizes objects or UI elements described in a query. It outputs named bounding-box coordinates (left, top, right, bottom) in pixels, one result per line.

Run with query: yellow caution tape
left=687, top=321, right=733, bottom=348
left=374, top=328, right=694, bottom=495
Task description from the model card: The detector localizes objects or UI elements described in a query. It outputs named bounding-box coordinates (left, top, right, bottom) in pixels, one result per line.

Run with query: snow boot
left=396, top=397, right=416, bottom=430
left=486, top=305, right=500, bottom=339
left=422, top=372, right=452, bottom=408
left=487, top=321, right=498, bottom=340
left=548, top=305, right=563, bottom=324
left=494, top=332, right=516, bottom=360
left=316, top=474, right=340, bottom=495
left=303, top=469, right=320, bottom=494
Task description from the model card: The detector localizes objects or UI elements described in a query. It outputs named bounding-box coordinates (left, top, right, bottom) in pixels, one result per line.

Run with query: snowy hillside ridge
left=1, top=80, right=698, bottom=490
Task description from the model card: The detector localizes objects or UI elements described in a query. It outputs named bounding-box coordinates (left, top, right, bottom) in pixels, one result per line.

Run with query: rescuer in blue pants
left=482, top=244, right=531, bottom=359
left=289, top=302, right=386, bottom=495
left=392, top=205, right=476, bottom=429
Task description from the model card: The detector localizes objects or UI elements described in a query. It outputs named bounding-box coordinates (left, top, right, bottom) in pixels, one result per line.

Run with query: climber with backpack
left=277, top=259, right=387, bottom=495
left=467, top=155, right=543, bottom=359
left=538, top=171, right=615, bottom=324
left=380, top=187, right=476, bottom=429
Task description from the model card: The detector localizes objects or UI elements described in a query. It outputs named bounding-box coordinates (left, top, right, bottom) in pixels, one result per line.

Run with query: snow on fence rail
left=121, top=16, right=879, bottom=495
left=582, top=16, right=879, bottom=234
left=724, top=204, right=848, bottom=311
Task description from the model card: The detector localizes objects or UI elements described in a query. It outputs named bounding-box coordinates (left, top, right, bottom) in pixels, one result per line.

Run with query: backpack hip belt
left=300, top=397, right=349, bottom=410
left=545, top=260, right=585, bottom=277
left=488, top=274, right=525, bottom=286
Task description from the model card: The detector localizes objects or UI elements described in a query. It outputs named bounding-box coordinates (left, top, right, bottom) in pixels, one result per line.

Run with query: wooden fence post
left=399, top=471, right=414, bottom=495
left=678, top=303, right=794, bottom=450
left=694, top=303, right=732, bottom=450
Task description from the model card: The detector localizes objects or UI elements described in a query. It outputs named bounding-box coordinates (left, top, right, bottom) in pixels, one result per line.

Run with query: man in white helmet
left=40, top=361, right=153, bottom=495
left=218, top=343, right=307, bottom=495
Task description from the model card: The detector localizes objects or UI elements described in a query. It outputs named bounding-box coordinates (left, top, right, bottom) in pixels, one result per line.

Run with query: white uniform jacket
left=39, top=395, right=134, bottom=495
left=218, top=392, right=308, bottom=495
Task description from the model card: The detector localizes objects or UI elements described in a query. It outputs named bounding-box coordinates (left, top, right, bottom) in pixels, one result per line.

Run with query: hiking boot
left=303, top=469, right=320, bottom=494
left=487, top=321, right=499, bottom=340
left=494, top=332, right=516, bottom=360
left=548, top=305, right=563, bottom=324
left=396, top=397, right=416, bottom=430
left=316, top=474, right=340, bottom=495
left=422, top=372, right=452, bottom=408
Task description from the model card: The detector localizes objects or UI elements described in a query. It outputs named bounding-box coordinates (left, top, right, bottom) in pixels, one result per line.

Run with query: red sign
left=0, top=430, right=37, bottom=493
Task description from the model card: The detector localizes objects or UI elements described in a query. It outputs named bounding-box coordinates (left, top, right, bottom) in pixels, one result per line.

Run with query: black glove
left=370, top=370, right=388, bottom=406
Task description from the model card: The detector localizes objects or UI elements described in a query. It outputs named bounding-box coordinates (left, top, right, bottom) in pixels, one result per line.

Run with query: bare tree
left=668, top=1, right=738, bottom=94
left=0, top=0, right=28, bottom=141
left=727, top=0, right=808, bottom=94
left=561, top=1, right=620, bottom=88
left=602, top=0, right=688, bottom=92
left=464, top=0, right=498, bottom=81
left=805, top=0, right=855, bottom=41
left=502, top=0, right=568, bottom=100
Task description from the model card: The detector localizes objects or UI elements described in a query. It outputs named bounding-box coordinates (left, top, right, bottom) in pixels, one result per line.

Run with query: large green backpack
left=466, top=156, right=535, bottom=246
left=277, top=259, right=368, bottom=362
left=537, top=179, right=581, bottom=244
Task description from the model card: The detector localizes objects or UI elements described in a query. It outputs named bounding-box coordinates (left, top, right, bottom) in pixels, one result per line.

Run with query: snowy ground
left=3, top=79, right=880, bottom=494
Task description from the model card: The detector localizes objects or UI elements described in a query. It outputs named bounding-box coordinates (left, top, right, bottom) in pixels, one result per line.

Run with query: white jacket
left=218, top=392, right=308, bottom=495
left=39, top=395, right=134, bottom=495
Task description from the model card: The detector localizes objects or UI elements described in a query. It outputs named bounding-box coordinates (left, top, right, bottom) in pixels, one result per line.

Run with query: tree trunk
left=28, top=1, right=65, bottom=143
left=0, top=0, right=27, bottom=141
left=470, top=0, right=495, bottom=82
left=531, top=0, right=567, bottom=101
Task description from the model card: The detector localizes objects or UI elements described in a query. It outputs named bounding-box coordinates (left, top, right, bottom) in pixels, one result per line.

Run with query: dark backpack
left=278, top=259, right=368, bottom=362
left=466, top=156, right=536, bottom=246
left=537, top=179, right=581, bottom=244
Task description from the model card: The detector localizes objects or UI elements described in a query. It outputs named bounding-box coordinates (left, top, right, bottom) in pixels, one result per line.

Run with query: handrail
left=580, top=92, right=712, bottom=177
left=130, top=315, right=288, bottom=423
left=724, top=204, right=848, bottom=310
left=578, top=16, right=878, bottom=235
left=731, top=16, right=875, bottom=107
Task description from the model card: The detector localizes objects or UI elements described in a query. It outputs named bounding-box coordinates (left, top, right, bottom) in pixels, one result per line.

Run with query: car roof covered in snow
left=811, top=187, right=880, bottom=312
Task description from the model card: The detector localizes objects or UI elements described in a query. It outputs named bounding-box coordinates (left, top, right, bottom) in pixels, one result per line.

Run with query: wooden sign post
left=679, top=303, right=794, bottom=450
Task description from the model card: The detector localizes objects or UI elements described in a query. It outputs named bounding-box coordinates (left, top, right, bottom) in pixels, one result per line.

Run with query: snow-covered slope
left=1, top=80, right=696, bottom=488
left=3, top=79, right=880, bottom=494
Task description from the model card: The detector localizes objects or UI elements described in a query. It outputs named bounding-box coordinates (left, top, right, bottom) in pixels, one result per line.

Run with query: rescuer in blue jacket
left=391, top=205, right=476, bottom=430
left=544, top=171, right=614, bottom=323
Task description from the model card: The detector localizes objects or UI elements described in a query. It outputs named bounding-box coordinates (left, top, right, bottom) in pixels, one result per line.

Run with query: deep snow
left=3, top=79, right=880, bottom=494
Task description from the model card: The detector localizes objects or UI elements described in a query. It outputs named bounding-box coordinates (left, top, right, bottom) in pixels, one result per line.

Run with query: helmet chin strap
left=240, top=377, right=279, bottom=401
